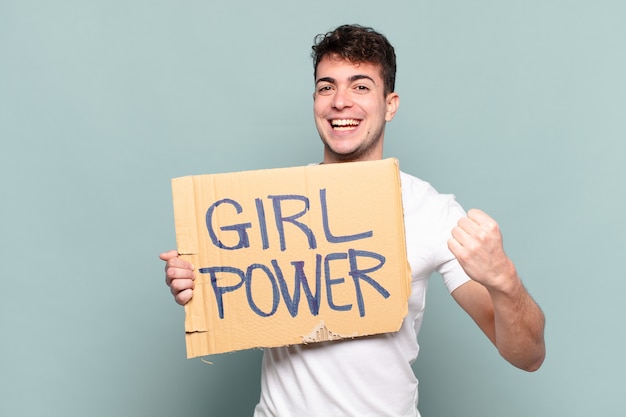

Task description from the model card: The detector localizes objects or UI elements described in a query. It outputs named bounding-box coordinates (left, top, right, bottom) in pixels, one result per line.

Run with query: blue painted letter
left=268, top=194, right=317, bottom=251
left=272, top=256, right=322, bottom=317
left=348, top=249, right=389, bottom=317
left=245, top=264, right=280, bottom=317
left=206, top=199, right=251, bottom=250
left=324, top=252, right=352, bottom=312
left=200, top=266, right=245, bottom=319
left=320, top=189, right=373, bottom=243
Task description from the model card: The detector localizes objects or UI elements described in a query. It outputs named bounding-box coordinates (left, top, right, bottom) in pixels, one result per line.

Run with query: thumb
left=159, top=249, right=178, bottom=261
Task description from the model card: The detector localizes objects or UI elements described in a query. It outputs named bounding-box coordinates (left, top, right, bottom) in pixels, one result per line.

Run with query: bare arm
left=448, top=209, right=546, bottom=372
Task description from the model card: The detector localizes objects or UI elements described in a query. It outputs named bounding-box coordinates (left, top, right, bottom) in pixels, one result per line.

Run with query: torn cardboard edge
left=301, top=320, right=359, bottom=344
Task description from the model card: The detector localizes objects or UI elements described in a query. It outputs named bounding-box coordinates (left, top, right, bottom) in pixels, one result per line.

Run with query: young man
left=160, top=24, right=545, bottom=416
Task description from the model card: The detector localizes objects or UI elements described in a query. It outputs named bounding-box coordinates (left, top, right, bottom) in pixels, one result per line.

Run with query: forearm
left=448, top=208, right=546, bottom=371
left=488, top=274, right=546, bottom=371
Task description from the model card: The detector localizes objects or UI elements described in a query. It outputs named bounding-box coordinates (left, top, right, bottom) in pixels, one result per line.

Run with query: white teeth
left=331, top=119, right=360, bottom=128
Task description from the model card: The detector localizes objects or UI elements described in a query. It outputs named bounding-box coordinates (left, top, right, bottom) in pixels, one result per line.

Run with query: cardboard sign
left=171, top=158, right=411, bottom=358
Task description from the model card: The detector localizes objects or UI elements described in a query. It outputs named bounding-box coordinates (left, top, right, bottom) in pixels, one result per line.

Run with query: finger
left=175, top=289, right=194, bottom=306
left=166, top=256, right=195, bottom=272
left=469, top=210, right=503, bottom=244
left=466, top=208, right=487, bottom=220
left=448, top=229, right=475, bottom=260
left=169, top=277, right=194, bottom=295
left=159, top=249, right=179, bottom=261
left=467, top=209, right=498, bottom=229
left=447, top=236, right=463, bottom=257
left=450, top=223, right=473, bottom=248
left=457, top=216, right=479, bottom=235
left=165, top=266, right=195, bottom=286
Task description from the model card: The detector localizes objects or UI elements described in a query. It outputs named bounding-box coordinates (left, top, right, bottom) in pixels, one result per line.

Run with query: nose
left=332, top=88, right=353, bottom=110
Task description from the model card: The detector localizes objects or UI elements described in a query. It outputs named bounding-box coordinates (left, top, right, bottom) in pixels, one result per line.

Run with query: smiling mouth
left=330, top=119, right=360, bottom=131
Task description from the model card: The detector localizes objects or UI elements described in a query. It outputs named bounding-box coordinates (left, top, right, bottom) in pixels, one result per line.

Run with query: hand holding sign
left=160, top=250, right=195, bottom=305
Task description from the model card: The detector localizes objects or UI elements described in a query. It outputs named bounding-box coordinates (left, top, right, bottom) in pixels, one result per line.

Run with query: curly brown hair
left=311, top=24, right=397, bottom=95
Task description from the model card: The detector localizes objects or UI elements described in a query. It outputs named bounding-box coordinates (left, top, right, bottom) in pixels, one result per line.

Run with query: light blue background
left=1, top=1, right=625, bottom=416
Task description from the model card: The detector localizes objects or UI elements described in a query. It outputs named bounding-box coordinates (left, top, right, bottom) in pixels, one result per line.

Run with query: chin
left=326, top=146, right=364, bottom=163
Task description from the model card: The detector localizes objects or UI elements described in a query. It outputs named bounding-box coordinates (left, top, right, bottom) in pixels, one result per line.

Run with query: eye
left=354, top=85, right=370, bottom=93
left=317, top=85, right=334, bottom=95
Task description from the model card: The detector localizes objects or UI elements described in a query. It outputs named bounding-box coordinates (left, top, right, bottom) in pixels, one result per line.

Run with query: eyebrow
left=315, top=74, right=377, bottom=85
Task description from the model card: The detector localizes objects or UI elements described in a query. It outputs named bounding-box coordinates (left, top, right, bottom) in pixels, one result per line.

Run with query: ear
left=385, top=92, right=400, bottom=122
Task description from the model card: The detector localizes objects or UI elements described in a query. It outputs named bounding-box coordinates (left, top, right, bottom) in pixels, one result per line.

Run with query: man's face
left=313, top=54, right=399, bottom=164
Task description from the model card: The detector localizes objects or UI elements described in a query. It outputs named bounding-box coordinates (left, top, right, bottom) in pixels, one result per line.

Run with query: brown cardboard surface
left=171, top=158, right=411, bottom=358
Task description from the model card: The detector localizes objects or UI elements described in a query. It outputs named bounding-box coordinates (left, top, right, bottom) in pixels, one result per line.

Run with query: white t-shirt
left=253, top=171, right=471, bottom=417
